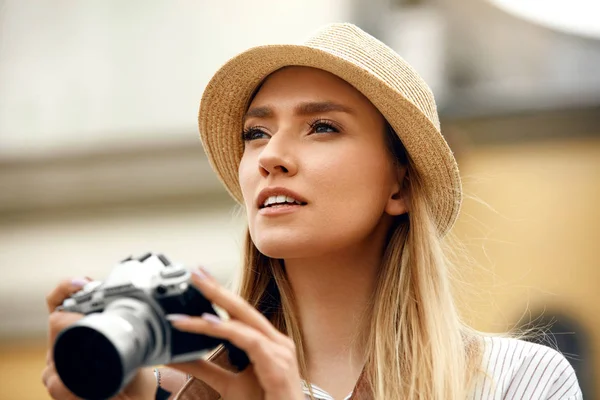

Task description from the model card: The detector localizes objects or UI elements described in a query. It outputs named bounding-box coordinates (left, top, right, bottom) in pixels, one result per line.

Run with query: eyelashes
left=307, top=118, right=340, bottom=134
left=241, top=125, right=269, bottom=141
left=242, top=118, right=341, bottom=142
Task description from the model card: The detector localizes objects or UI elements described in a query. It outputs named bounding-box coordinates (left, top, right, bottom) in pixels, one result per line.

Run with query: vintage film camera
left=53, top=253, right=248, bottom=400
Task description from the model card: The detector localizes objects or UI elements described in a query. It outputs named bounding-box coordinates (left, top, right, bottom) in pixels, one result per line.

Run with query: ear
left=384, top=166, right=408, bottom=216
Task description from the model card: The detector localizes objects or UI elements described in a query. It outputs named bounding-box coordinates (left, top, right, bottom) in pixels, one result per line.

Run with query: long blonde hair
left=235, top=125, right=483, bottom=399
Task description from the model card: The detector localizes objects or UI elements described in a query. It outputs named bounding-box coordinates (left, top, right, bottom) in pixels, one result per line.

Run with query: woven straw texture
left=198, top=23, right=461, bottom=236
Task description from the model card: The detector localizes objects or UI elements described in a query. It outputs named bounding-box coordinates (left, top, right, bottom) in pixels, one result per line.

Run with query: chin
left=254, top=239, right=305, bottom=259
left=251, top=232, right=323, bottom=260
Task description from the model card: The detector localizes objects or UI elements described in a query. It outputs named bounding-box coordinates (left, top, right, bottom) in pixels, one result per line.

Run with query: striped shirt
left=301, top=337, right=582, bottom=399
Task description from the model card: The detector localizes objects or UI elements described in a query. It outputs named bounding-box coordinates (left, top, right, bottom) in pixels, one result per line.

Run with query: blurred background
left=0, top=0, right=598, bottom=398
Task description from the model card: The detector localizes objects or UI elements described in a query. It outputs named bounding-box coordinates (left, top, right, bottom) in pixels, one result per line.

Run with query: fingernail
left=201, top=313, right=221, bottom=324
left=71, top=278, right=89, bottom=288
left=199, top=266, right=214, bottom=278
left=192, top=268, right=208, bottom=281
left=166, top=314, right=190, bottom=321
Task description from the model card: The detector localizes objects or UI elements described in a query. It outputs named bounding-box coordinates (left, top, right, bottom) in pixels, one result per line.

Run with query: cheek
left=238, top=152, right=268, bottom=246
left=238, top=154, right=257, bottom=209
left=301, top=145, right=395, bottom=240
left=319, top=145, right=393, bottom=208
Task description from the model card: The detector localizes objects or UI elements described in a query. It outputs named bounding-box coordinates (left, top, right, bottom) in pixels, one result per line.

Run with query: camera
left=53, top=252, right=249, bottom=400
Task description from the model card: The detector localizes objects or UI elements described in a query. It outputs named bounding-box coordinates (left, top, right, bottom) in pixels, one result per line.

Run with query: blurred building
left=0, top=1, right=598, bottom=399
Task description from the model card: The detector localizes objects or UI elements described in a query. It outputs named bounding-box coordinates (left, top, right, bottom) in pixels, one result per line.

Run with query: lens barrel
left=53, top=299, right=163, bottom=399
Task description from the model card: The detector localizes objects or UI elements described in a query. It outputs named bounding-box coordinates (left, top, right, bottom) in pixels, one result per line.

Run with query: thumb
left=47, top=311, right=84, bottom=355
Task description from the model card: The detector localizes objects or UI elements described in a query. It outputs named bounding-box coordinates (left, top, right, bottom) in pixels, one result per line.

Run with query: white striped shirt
left=301, top=337, right=582, bottom=399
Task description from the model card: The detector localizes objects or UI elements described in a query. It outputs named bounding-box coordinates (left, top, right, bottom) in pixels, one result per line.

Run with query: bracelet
left=154, top=368, right=171, bottom=400
left=153, top=368, right=162, bottom=387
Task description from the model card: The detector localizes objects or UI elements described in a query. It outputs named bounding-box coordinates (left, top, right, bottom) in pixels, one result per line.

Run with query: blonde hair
left=235, top=123, right=483, bottom=399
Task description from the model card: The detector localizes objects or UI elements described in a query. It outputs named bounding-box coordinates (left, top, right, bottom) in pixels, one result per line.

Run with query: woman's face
left=238, top=67, right=406, bottom=259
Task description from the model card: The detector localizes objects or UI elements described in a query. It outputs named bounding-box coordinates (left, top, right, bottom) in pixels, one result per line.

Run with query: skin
left=42, top=67, right=407, bottom=400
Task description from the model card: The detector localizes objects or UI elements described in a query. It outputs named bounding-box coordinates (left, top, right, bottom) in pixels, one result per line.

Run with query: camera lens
left=53, top=299, right=164, bottom=400
left=54, top=326, right=124, bottom=399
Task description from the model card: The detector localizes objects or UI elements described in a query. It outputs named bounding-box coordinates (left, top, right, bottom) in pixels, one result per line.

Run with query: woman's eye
left=310, top=120, right=339, bottom=134
left=242, top=128, right=269, bottom=141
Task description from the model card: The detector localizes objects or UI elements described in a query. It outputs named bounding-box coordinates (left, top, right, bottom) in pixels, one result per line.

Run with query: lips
left=256, top=187, right=308, bottom=209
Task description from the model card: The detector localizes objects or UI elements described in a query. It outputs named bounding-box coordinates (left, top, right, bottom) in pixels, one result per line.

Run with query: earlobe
left=385, top=191, right=408, bottom=216
left=385, top=167, right=408, bottom=216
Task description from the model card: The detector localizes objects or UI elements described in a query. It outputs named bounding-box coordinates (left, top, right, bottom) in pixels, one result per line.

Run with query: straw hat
left=198, top=23, right=461, bottom=236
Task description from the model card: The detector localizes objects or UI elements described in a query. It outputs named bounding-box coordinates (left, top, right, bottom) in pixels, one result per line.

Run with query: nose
left=257, top=133, right=298, bottom=178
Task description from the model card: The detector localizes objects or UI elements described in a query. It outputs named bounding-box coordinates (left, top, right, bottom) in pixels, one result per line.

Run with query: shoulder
left=469, top=336, right=582, bottom=400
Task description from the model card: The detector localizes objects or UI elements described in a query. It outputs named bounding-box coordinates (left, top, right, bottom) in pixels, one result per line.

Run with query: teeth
left=262, top=195, right=302, bottom=207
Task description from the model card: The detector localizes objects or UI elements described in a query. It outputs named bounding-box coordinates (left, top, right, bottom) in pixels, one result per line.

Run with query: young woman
left=43, top=23, right=582, bottom=400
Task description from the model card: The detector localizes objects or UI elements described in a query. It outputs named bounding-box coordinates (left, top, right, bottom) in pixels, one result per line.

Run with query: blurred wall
left=460, top=139, right=599, bottom=394
left=0, top=0, right=351, bottom=157
left=448, top=110, right=599, bottom=398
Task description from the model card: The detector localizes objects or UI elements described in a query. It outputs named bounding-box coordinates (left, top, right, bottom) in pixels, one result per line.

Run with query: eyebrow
left=243, top=101, right=355, bottom=122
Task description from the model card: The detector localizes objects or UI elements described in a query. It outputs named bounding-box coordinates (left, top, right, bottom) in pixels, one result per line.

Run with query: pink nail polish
left=71, top=278, right=89, bottom=288
left=166, top=314, right=190, bottom=321
left=199, top=266, right=214, bottom=278
left=201, top=313, right=221, bottom=324
left=192, top=268, right=208, bottom=281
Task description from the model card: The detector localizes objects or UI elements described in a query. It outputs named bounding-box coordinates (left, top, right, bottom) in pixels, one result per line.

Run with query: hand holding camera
left=44, top=253, right=249, bottom=400
left=42, top=277, right=158, bottom=400
left=166, top=266, right=305, bottom=400
left=43, top=253, right=304, bottom=400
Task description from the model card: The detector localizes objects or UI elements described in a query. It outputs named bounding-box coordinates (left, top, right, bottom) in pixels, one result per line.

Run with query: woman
left=43, top=23, right=582, bottom=400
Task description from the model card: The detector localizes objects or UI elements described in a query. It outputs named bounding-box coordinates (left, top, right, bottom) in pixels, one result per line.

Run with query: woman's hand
left=42, top=278, right=88, bottom=400
left=167, top=268, right=304, bottom=400
left=41, top=279, right=157, bottom=400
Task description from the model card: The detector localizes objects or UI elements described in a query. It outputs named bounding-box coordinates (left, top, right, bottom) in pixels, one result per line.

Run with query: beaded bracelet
left=153, top=368, right=171, bottom=400
left=153, top=368, right=162, bottom=387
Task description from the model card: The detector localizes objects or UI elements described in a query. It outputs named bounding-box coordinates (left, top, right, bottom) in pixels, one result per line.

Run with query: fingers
left=41, top=362, right=54, bottom=386
left=43, top=280, right=87, bottom=400
left=170, top=315, right=264, bottom=361
left=41, top=362, right=80, bottom=400
left=170, top=314, right=299, bottom=394
left=168, top=358, right=236, bottom=395
left=170, top=314, right=295, bottom=370
left=190, top=268, right=283, bottom=342
left=47, top=311, right=84, bottom=355
left=45, top=278, right=90, bottom=312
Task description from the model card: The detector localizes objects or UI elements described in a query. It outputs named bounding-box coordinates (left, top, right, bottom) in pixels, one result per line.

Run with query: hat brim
left=198, top=44, right=461, bottom=236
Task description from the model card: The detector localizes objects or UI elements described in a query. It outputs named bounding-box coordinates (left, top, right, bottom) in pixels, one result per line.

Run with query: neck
left=283, top=241, right=383, bottom=382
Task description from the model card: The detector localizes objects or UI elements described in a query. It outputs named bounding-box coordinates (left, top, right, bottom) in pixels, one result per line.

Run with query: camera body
left=53, top=252, right=248, bottom=400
